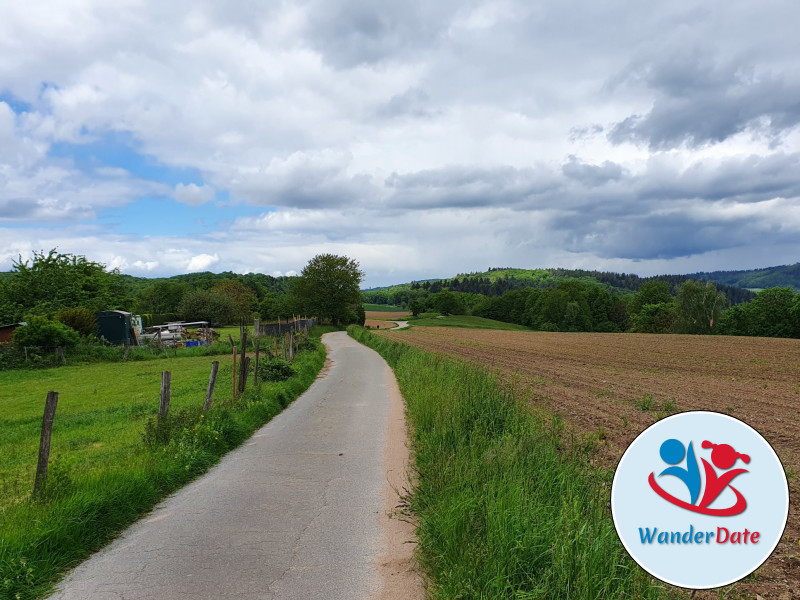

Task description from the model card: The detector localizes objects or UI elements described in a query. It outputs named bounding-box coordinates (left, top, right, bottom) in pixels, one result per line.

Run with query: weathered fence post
left=204, top=361, right=219, bottom=411
left=228, top=333, right=235, bottom=347
left=238, top=357, right=250, bottom=395
left=254, top=318, right=260, bottom=336
left=159, top=371, right=171, bottom=420
left=237, top=330, right=249, bottom=395
left=33, top=391, right=59, bottom=498
left=253, top=338, right=260, bottom=386
left=232, top=346, right=238, bottom=399
left=123, top=343, right=131, bottom=361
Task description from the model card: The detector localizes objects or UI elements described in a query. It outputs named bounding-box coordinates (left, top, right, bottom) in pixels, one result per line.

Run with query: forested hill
left=686, top=263, right=800, bottom=291
left=366, top=268, right=757, bottom=305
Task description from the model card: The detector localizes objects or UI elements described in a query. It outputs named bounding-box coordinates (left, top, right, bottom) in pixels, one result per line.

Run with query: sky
left=1, top=0, right=800, bottom=288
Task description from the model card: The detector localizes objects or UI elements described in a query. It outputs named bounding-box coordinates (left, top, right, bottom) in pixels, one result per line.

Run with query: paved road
left=49, top=332, right=394, bottom=600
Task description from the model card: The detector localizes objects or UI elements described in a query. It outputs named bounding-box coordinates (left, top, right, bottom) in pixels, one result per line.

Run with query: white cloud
left=186, top=253, right=219, bottom=272
left=174, top=183, right=214, bottom=206
left=0, top=0, right=799, bottom=285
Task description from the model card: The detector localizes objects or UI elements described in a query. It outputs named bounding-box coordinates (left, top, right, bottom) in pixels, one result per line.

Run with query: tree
left=212, top=279, right=257, bottom=322
left=292, top=254, right=364, bottom=325
left=632, top=281, right=672, bottom=313
left=56, top=307, right=98, bottom=337
left=134, top=281, right=188, bottom=315
left=432, top=291, right=463, bottom=315
left=675, top=280, right=728, bottom=334
left=0, top=250, right=130, bottom=323
left=178, top=288, right=237, bottom=325
left=13, top=315, right=80, bottom=347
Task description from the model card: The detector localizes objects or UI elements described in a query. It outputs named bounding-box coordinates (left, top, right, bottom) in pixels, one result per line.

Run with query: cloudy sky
left=2, top=0, right=799, bottom=287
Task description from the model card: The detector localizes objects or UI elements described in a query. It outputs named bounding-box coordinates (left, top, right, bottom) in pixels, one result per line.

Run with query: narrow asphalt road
left=49, top=332, right=396, bottom=600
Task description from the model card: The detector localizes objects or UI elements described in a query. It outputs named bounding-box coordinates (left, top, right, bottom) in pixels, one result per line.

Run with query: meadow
left=373, top=326, right=800, bottom=599
left=0, top=327, right=332, bottom=600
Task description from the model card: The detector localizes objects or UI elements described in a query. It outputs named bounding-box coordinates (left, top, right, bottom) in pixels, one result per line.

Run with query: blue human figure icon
left=658, top=439, right=701, bottom=505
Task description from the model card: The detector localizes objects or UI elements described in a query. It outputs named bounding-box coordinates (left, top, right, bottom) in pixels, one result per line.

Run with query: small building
left=0, top=322, right=25, bottom=344
left=96, top=310, right=137, bottom=346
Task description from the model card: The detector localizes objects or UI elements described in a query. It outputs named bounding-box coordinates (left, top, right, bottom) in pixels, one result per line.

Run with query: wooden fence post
left=228, top=333, right=235, bottom=347
left=232, top=346, right=238, bottom=398
left=204, top=361, right=219, bottom=411
left=123, top=343, right=130, bottom=361
left=238, top=356, right=250, bottom=395
left=159, top=371, right=171, bottom=420
left=33, top=391, right=59, bottom=498
left=253, top=338, right=260, bottom=386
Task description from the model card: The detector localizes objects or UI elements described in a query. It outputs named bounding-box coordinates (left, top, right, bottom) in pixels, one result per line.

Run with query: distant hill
left=686, top=263, right=800, bottom=291
left=364, top=267, right=760, bottom=305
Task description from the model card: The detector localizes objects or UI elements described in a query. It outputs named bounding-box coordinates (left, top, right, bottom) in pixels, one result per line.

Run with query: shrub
left=13, top=315, right=80, bottom=348
left=56, top=307, right=97, bottom=337
left=258, top=359, right=294, bottom=382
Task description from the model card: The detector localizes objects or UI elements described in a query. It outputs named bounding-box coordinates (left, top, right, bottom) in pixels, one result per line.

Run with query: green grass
left=349, top=326, right=678, bottom=600
left=0, top=327, right=330, bottom=600
left=363, top=303, right=407, bottom=312
left=406, top=314, right=531, bottom=331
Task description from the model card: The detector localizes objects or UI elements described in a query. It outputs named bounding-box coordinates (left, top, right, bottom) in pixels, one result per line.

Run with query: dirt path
left=48, top=332, right=423, bottom=600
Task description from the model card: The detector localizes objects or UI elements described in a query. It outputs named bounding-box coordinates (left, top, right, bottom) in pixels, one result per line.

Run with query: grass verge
left=0, top=327, right=332, bottom=600
left=349, top=326, right=677, bottom=599
left=405, top=314, right=531, bottom=331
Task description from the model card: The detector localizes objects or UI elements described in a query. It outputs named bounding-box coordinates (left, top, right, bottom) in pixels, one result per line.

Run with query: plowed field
left=365, top=310, right=411, bottom=320
left=375, top=327, right=800, bottom=598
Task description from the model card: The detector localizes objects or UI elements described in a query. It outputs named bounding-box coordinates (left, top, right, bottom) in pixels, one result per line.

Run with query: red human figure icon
left=698, top=441, right=750, bottom=510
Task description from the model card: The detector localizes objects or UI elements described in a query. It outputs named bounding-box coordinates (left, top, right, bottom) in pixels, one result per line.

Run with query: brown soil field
left=365, top=319, right=398, bottom=329
left=365, top=311, right=412, bottom=320
left=375, top=327, right=800, bottom=599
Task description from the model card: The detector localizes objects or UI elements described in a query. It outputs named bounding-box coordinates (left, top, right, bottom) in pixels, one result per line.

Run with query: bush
left=56, top=307, right=97, bottom=337
left=258, top=359, right=294, bottom=382
left=13, top=315, right=80, bottom=348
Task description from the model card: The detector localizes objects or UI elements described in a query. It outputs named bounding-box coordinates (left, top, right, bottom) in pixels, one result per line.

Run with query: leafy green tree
left=56, top=307, right=98, bottom=337
left=631, top=302, right=677, bottom=333
left=0, top=250, right=129, bottom=322
left=134, top=281, right=188, bottom=314
left=433, top=290, right=464, bottom=315
left=716, top=304, right=751, bottom=336
left=292, top=254, right=364, bottom=325
left=746, top=287, right=799, bottom=338
left=632, top=281, right=672, bottom=313
left=178, top=289, right=237, bottom=325
left=13, top=315, right=80, bottom=347
left=212, top=279, right=257, bottom=322
left=675, top=280, right=728, bottom=334
left=408, top=297, right=424, bottom=316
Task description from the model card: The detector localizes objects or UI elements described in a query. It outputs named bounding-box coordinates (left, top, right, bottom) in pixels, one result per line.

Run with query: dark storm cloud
left=609, top=52, right=800, bottom=149
left=384, top=165, right=561, bottom=209
left=303, top=0, right=456, bottom=68
left=561, top=156, right=626, bottom=187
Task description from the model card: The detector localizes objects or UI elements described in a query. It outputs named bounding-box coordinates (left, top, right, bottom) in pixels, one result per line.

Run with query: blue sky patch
left=49, top=132, right=204, bottom=186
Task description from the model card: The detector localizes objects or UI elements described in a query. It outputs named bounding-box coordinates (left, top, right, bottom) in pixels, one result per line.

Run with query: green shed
left=97, top=310, right=135, bottom=345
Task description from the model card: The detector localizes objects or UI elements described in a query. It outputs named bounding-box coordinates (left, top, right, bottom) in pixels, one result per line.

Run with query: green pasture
left=362, top=303, right=407, bottom=312
left=0, top=328, right=331, bottom=600
left=406, top=314, right=531, bottom=331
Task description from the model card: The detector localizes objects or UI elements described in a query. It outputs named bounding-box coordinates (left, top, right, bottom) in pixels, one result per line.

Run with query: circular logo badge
left=611, top=411, right=789, bottom=589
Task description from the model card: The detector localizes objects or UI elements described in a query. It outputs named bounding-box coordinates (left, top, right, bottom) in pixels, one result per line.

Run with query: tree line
left=367, top=276, right=800, bottom=338
left=0, top=250, right=364, bottom=348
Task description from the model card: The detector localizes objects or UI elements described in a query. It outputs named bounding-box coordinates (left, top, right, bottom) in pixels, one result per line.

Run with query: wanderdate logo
left=612, top=411, right=788, bottom=589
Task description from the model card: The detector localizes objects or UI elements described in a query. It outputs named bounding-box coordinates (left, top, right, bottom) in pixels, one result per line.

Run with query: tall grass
left=349, top=326, right=678, bottom=600
left=0, top=328, right=330, bottom=600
